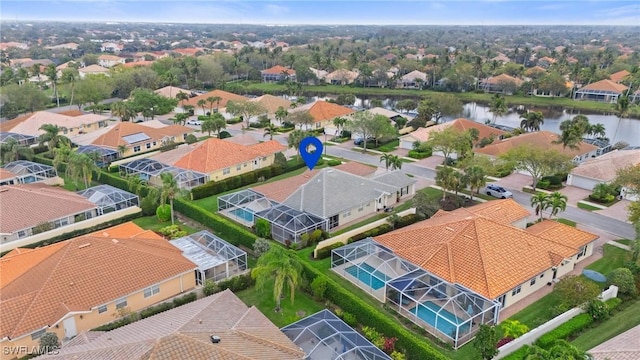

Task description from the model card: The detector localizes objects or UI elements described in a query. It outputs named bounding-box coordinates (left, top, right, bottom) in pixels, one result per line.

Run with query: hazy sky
left=1, top=0, right=639, bottom=25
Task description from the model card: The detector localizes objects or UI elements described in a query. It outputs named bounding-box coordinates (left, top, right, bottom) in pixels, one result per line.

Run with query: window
left=144, top=285, right=160, bottom=298
left=17, top=230, right=26, bottom=238
left=98, top=305, right=107, bottom=314
left=358, top=206, right=364, bottom=212
left=262, top=157, right=267, bottom=161
left=236, top=165, right=241, bottom=171
left=146, top=143, right=151, bottom=149
left=115, top=298, right=127, bottom=309
left=31, top=329, right=46, bottom=340
left=133, top=146, right=141, bottom=153
left=60, top=218, right=69, bottom=226
left=223, top=168, right=230, bottom=175
left=153, top=141, right=157, bottom=146
left=530, top=277, right=536, bottom=286
left=540, top=273, right=544, bottom=278
left=577, top=245, right=587, bottom=259
left=511, top=285, right=522, bottom=296
left=243, top=163, right=248, bottom=167
left=343, top=210, right=351, bottom=218
left=253, top=160, right=258, bottom=165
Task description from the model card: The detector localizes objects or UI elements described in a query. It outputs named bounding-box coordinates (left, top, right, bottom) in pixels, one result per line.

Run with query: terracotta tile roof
left=334, top=161, right=377, bottom=177
left=183, top=89, right=248, bottom=108
left=173, top=138, right=286, bottom=173
left=0, top=111, right=109, bottom=135
left=38, top=290, right=304, bottom=360
left=609, top=70, right=630, bottom=83
left=253, top=170, right=320, bottom=202
left=0, top=184, right=97, bottom=234
left=463, top=198, right=530, bottom=224
left=589, top=324, right=640, bottom=360
left=97, top=54, right=123, bottom=61
left=153, top=86, right=190, bottom=99
left=121, top=60, right=154, bottom=68
left=526, top=220, right=599, bottom=250
left=401, top=118, right=505, bottom=145
left=78, top=64, right=110, bottom=74
left=374, top=204, right=595, bottom=299
left=261, top=65, right=296, bottom=75
left=223, top=133, right=259, bottom=146
left=291, top=101, right=355, bottom=124
left=0, top=222, right=196, bottom=340
left=570, top=149, right=640, bottom=182
left=91, top=122, right=193, bottom=149
left=483, top=73, right=524, bottom=87
left=56, top=109, right=84, bottom=117
left=578, top=79, right=628, bottom=94
left=474, top=130, right=598, bottom=158
left=250, top=94, right=292, bottom=113
left=0, top=168, right=17, bottom=181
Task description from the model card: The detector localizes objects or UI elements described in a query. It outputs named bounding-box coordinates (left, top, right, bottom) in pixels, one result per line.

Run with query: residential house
left=399, top=118, right=506, bottom=151
left=567, top=149, right=640, bottom=201
left=0, top=160, right=58, bottom=186
left=282, top=310, right=391, bottom=360
left=478, top=74, right=524, bottom=94
left=288, top=100, right=355, bottom=129
left=398, top=70, right=428, bottom=89
left=35, top=290, right=304, bottom=360
left=331, top=199, right=598, bottom=347
left=100, top=42, right=122, bottom=53
left=609, top=70, right=630, bottom=84
left=0, top=111, right=110, bottom=139
left=91, top=122, right=193, bottom=157
left=121, top=60, right=154, bottom=68
left=172, top=48, right=204, bottom=57
left=325, top=69, right=359, bottom=85
left=474, top=130, right=599, bottom=163
left=491, top=53, right=511, bottom=64
left=78, top=64, right=110, bottom=79
left=308, top=67, right=328, bottom=84
left=261, top=65, right=296, bottom=82
left=98, top=54, right=125, bottom=68
left=632, top=89, right=640, bottom=104
left=574, top=79, right=628, bottom=103
left=153, top=85, right=191, bottom=99
left=162, top=138, right=286, bottom=181
left=0, top=222, right=197, bottom=358
left=537, top=56, right=556, bottom=68
left=182, top=89, right=249, bottom=115
left=45, top=43, right=79, bottom=50
left=0, top=42, right=28, bottom=50
left=249, top=94, right=292, bottom=117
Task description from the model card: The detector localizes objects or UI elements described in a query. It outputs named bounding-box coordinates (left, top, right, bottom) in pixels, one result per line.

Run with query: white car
left=186, top=120, right=202, bottom=126
left=485, top=184, right=513, bottom=199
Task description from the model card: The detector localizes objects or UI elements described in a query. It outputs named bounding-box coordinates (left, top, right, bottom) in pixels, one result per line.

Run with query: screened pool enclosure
left=77, top=185, right=139, bottom=215
left=76, top=145, right=119, bottom=167
left=331, top=239, right=500, bottom=348
left=119, top=158, right=207, bottom=189
left=2, top=161, right=57, bottom=184
left=0, top=132, right=37, bottom=146
left=170, top=231, right=248, bottom=285
left=254, top=204, right=327, bottom=244
left=217, top=189, right=274, bottom=225
left=281, top=309, right=392, bottom=360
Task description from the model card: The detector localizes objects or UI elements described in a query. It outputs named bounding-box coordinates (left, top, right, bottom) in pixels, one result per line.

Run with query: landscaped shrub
left=140, top=302, right=175, bottom=319
left=538, top=175, right=563, bottom=190
left=535, top=313, right=593, bottom=349
left=315, top=242, right=345, bottom=259
left=255, top=218, right=271, bottom=238
left=348, top=224, right=393, bottom=243
left=408, top=150, right=431, bottom=159
left=501, top=345, right=531, bottom=360
left=217, top=273, right=254, bottom=292
left=218, top=130, right=232, bottom=139
left=158, top=225, right=187, bottom=239
left=341, top=312, right=358, bottom=328
left=554, top=275, right=601, bottom=309
left=311, top=276, right=329, bottom=300
left=252, top=238, right=271, bottom=257
left=156, top=204, right=171, bottom=222
left=500, top=319, right=529, bottom=339
left=173, top=292, right=197, bottom=307
left=589, top=183, right=618, bottom=204
left=586, top=299, right=610, bottom=321
left=395, top=214, right=419, bottom=228
left=606, top=268, right=637, bottom=298
left=605, top=297, right=622, bottom=311
left=328, top=159, right=342, bottom=166
left=203, top=279, right=217, bottom=296
left=362, top=326, right=385, bottom=349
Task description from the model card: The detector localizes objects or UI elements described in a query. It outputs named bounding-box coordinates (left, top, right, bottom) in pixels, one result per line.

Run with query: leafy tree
left=531, top=192, right=550, bottom=222
left=160, top=172, right=180, bottom=225
left=554, top=275, right=601, bottom=308
left=38, top=332, right=59, bottom=355
left=489, top=94, right=507, bottom=123
left=288, top=110, right=315, bottom=130
left=472, top=324, right=499, bottom=360
left=500, top=143, right=573, bottom=190
left=39, top=124, right=70, bottom=157
left=226, top=100, right=266, bottom=129
left=255, top=218, right=271, bottom=238
left=185, top=134, right=198, bottom=144
left=0, top=83, right=49, bottom=118
left=394, top=116, right=408, bottom=130
left=253, top=238, right=271, bottom=258
left=251, top=246, right=303, bottom=311
left=74, top=75, right=113, bottom=110
left=368, top=114, right=397, bottom=147
left=202, top=113, right=226, bottom=137
left=407, top=100, right=433, bottom=128
left=631, top=221, right=640, bottom=262
left=428, top=126, right=469, bottom=162
left=537, top=71, right=568, bottom=97
left=465, top=165, right=486, bottom=200
left=173, top=112, right=189, bottom=126
left=346, top=111, right=377, bottom=152
left=426, top=93, right=463, bottom=124
left=547, top=191, right=568, bottom=219
left=129, top=88, right=178, bottom=117
left=413, top=190, right=441, bottom=219
left=606, top=268, right=637, bottom=297
left=396, top=99, right=417, bottom=113
left=614, top=164, right=640, bottom=199
left=111, top=101, right=136, bottom=122
left=0, top=138, right=34, bottom=164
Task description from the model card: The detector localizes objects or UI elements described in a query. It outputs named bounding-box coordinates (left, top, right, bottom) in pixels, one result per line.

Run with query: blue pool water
left=345, top=263, right=389, bottom=290
left=230, top=208, right=254, bottom=222
left=409, top=301, right=469, bottom=337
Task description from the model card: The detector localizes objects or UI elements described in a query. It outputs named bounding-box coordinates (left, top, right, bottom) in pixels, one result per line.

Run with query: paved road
left=196, top=126, right=635, bottom=239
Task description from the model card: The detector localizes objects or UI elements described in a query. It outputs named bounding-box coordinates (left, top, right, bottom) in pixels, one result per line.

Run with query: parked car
left=354, top=137, right=376, bottom=145
left=485, top=184, right=513, bottom=199
left=186, top=120, right=202, bottom=126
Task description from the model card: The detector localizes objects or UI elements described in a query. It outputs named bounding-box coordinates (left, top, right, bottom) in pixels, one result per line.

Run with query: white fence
left=495, top=285, right=619, bottom=359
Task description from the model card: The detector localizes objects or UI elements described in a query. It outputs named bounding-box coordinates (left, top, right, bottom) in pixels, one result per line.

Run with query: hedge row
left=174, top=199, right=257, bottom=249
left=299, top=261, right=448, bottom=360
left=535, top=313, right=593, bottom=349
left=190, top=160, right=308, bottom=200
left=501, top=345, right=531, bottom=360
left=408, top=150, right=432, bottom=159
left=348, top=224, right=393, bottom=243
left=316, top=242, right=345, bottom=260
left=140, top=302, right=174, bottom=319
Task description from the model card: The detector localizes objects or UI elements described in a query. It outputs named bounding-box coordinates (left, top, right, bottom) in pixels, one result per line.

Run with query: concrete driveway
left=594, top=200, right=632, bottom=225
left=559, top=186, right=592, bottom=206
left=412, top=155, right=445, bottom=169
left=493, top=173, right=532, bottom=190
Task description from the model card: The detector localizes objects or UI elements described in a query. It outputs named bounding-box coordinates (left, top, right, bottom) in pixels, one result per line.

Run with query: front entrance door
left=552, top=268, right=558, bottom=280
left=497, top=294, right=506, bottom=309
left=63, top=317, right=77, bottom=339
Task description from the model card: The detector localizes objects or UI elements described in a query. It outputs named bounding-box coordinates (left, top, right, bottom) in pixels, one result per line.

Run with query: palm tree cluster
left=519, top=111, right=544, bottom=132
left=0, top=138, right=34, bottom=164
left=251, top=246, right=302, bottom=312
left=530, top=191, right=568, bottom=222
left=489, top=94, right=508, bottom=123
left=379, top=153, right=402, bottom=171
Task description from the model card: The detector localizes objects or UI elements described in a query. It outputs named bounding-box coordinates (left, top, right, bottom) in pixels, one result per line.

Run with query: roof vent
left=112, top=239, right=119, bottom=244
left=210, top=335, right=221, bottom=344
left=445, top=227, right=455, bottom=232
left=199, top=319, right=202, bottom=324
left=78, top=243, right=91, bottom=249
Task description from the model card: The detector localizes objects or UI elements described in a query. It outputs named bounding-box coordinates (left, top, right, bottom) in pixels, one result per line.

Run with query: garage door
left=567, top=174, right=598, bottom=191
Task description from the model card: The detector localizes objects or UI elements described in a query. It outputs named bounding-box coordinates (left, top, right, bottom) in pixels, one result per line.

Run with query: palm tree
left=44, top=64, right=60, bottom=108
left=39, top=124, right=69, bottom=157
left=548, top=191, right=568, bottom=219
left=554, top=115, right=589, bottom=149
left=61, top=68, right=78, bottom=108
left=616, top=95, right=630, bottom=118
left=173, top=113, right=189, bottom=126
left=489, top=94, right=507, bottom=124
left=117, top=145, right=128, bottom=158
left=519, top=111, right=544, bottom=132
left=251, top=246, right=303, bottom=312
left=160, top=172, right=180, bottom=225
left=287, top=129, right=309, bottom=160
left=530, top=192, right=549, bottom=222
left=333, top=116, right=347, bottom=137
left=380, top=153, right=393, bottom=171
left=389, top=155, right=402, bottom=171
left=176, top=92, right=189, bottom=110
left=111, top=101, right=135, bottom=122
left=465, top=165, right=486, bottom=200
left=0, top=138, right=34, bottom=164
left=127, top=174, right=144, bottom=196
left=275, top=106, right=289, bottom=125
left=263, top=124, right=279, bottom=140
left=52, top=142, right=72, bottom=171
left=435, top=166, right=457, bottom=200
left=589, top=123, right=606, bottom=140
left=197, top=99, right=207, bottom=115
left=66, top=152, right=99, bottom=190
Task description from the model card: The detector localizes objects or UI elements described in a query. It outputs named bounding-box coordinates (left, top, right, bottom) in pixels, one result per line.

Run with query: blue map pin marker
left=299, top=136, right=323, bottom=170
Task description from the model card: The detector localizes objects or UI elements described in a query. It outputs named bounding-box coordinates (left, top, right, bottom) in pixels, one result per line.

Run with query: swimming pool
left=345, top=263, right=389, bottom=290
left=409, top=301, right=469, bottom=337
left=230, top=208, right=254, bottom=222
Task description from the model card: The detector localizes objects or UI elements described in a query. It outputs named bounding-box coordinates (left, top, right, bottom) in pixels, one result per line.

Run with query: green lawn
left=586, top=244, right=632, bottom=274
left=614, top=239, right=631, bottom=246
left=373, top=139, right=399, bottom=153
left=234, top=280, right=324, bottom=328
left=577, top=202, right=602, bottom=211
left=507, top=292, right=559, bottom=329
left=330, top=213, right=388, bottom=236
left=132, top=216, right=200, bottom=235
left=572, top=299, right=640, bottom=351
left=556, top=218, right=577, bottom=227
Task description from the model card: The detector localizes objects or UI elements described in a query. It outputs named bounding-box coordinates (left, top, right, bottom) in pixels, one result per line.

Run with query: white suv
left=485, top=184, right=513, bottom=199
